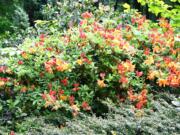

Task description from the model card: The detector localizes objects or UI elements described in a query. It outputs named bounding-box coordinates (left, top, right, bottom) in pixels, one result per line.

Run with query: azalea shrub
left=0, top=10, right=179, bottom=118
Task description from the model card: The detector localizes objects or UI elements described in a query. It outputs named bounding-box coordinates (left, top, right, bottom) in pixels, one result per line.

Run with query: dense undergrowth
left=0, top=93, right=180, bottom=134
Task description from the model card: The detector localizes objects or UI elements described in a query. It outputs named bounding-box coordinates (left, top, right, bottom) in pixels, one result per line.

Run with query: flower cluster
left=128, top=89, right=148, bottom=109
left=0, top=77, right=9, bottom=87
left=146, top=18, right=180, bottom=88
left=0, top=66, right=7, bottom=73
left=44, top=58, right=70, bottom=73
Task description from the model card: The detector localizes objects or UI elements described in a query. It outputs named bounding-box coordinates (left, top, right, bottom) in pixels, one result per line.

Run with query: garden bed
left=0, top=2, right=179, bottom=135
left=1, top=93, right=179, bottom=135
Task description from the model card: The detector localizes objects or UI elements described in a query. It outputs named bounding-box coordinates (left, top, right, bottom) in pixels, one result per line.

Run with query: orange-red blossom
left=128, top=89, right=148, bottom=109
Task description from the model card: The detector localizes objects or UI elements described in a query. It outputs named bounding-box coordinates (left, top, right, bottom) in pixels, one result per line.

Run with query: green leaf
left=123, top=3, right=130, bottom=9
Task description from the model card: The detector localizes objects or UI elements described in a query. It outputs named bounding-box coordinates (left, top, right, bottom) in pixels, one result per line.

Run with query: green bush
left=0, top=7, right=179, bottom=133
left=137, top=0, right=180, bottom=28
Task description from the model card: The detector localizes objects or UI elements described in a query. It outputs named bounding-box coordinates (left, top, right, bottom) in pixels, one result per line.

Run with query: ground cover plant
left=0, top=1, right=180, bottom=134
left=0, top=93, right=180, bottom=134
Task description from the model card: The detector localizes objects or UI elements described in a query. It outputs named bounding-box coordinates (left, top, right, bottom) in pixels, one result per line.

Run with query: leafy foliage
left=0, top=1, right=179, bottom=133
left=137, top=0, right=180, bottom=28
left=0, top=9, right=179, bottom=128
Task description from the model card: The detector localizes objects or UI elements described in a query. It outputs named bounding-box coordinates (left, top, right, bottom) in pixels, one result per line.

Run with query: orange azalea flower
left=76, top=59, right=83, bottom=65
left=168, top=75, right=180, bottom=87
left=97, top=79, right=106, bottom=88
left=117, top=64, right=125, bottom=74
left=169, top=66, right=178, bottom=74
left=144, top=56, right=154, bottom=65
left=6, top=68, right=12, bottom=74
left=136, top=99, right=147, bottom=109
left=52, top=101, right=61, bottom=110
left=79, top=19, right=88, bottom=26
left=47, top=68, right=53, bottom=74
left=45, top=63, right=53, bottom=74
left=125, top=45, right=136, bottom=55
left=170, top=78, right=179, bottom=87
left=81, top=12, right=92, bottom=19
left=126, top=33, right=133, bottom=40
left=157, top=78, right=168, bottom=87
left=112, top=39, right=120, bottom=46
left=147, top=70, right=158, bottom=80
left=60, top=95, right=68, bottom=101
left=153, top=46, right=161, bottom=53
left=29, top=48, right=36, bottom=53
left=120, top=76, right=128, bottom=84
left=158, top=18, right=170, bottom=29
left=128, top=89, right=148, bottom=109
left=138, top=89, right=148, bottom=101
left=118, top=61, right=135, bottom=75
left=137, top=95, right=147, bottom=109
left=167, top=61, right=177, bottom=69
left=141, top=89, right=148, bottom=97
left=44, top=100, right=51, bottom=108
left=0, top=81, right=5, bottom=87
left=83, top=57, right=91, bottom=64
left=56, top=63, right=69, bottom=72
left=0, top=66, right=6, bottom=73
left=44, top=99, right=55, bottom=108
left=21, top=51, right=28, bottom=59
left=128, top=62, right=135, bottom=72
left=171, top=48, right=179, bottom=55
left=127, top=90, right=137, bottom=102
left=122, top=42, right=129, bottom=49
left=147, top=73, right=154, bottom=80
left=43, top=92, right=57, bottom=108
left=46, top=47, right=54, bottom=52
left=56, top=66, right=63, bottom=71
left=123, top=60, right=135, bottom=72
left=62, top=63, right=69, bottom=70
left=163, top=57, right=172, bottom=65
left=143, top=47, right=150, bottom=55
left=71, top=104, right=80, bottom=117
left=81, top=101, right=91, bottom=111
left=47, top=58, right=56, bottom=66
left=56, top=59, right=63, bottom=66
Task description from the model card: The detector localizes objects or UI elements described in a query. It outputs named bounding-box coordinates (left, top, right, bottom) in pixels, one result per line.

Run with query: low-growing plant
left=1, top=95, right=179, bottom=134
